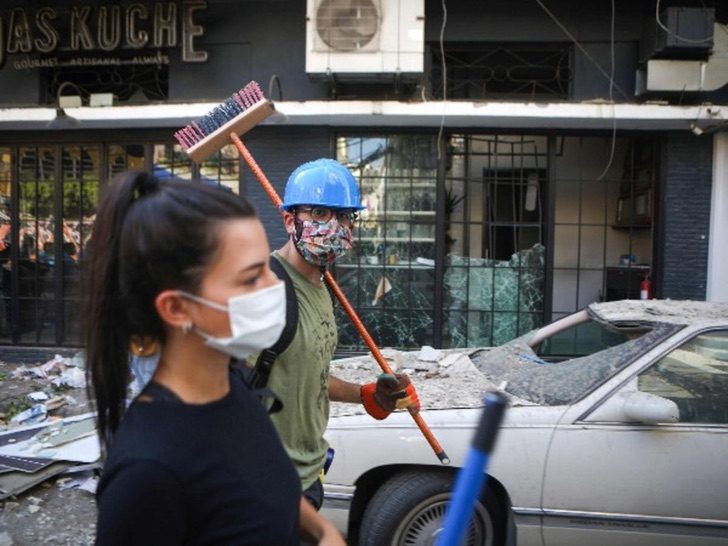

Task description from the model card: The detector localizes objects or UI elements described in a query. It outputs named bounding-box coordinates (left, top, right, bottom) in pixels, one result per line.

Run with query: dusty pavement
left=0, top=354, right=96, bottom=546
left=0, top=346, right=497, bottom=545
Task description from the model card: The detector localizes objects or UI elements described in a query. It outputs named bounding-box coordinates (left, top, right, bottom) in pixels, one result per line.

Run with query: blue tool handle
left=437, top=391, right=508, bottom=546
left=472, top=391, right=508, bottom=453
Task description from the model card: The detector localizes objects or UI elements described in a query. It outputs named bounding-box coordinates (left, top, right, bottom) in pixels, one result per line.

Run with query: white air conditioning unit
left=306, top=0, right=424, bottom=76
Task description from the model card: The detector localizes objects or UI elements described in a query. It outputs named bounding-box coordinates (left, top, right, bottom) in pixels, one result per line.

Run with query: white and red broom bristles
left=174, top=81, right=275, bottom=163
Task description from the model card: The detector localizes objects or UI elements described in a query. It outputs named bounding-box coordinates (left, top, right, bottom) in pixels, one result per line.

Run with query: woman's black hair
left=84, top=171, right=256, bottom=448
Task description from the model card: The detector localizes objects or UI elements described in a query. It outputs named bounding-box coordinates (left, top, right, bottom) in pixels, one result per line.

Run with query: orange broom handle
left=232, top=133, right=284, bottom=208
left=231, top=133, right=450, bottom=464
left=322, top=270, right=449, bottom=463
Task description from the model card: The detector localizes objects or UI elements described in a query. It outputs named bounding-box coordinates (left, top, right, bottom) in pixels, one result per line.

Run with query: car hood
left=328, top=402, right=566, bottom=430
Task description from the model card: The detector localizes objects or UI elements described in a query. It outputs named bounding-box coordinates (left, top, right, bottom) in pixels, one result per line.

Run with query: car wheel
left=358, top=470, right=505, bottom=546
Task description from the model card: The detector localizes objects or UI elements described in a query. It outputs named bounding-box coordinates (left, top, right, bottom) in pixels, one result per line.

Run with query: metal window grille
left=333, top=133, right=655, bottom=353
left=42, top=57, right=169, bottom=105
left=551, top=136, right=656, bottom=322
left=443, top=135, right=547, bottom=348
left=430, top=43, right=572, bottom=101
left=334, top=135, right=438, bottom=351
left=0, top=141, right=242, bottom=347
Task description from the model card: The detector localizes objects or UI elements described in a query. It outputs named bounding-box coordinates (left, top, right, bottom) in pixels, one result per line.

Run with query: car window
left=638, top=329, right=728, bottom=425
left=536, top=319, right=636, bottom=360
left=471, top=321, right=681, bottom=406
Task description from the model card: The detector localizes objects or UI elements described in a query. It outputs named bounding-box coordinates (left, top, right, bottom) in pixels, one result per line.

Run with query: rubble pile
left=0, top=353, right=99, bottom=545
left=1, top=354, right=89, bottom=429
left=330, top=345, right=499, bottom=417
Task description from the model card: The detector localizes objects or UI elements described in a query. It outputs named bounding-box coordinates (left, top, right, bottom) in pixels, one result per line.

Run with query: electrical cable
left=534, top=0, right=629, bottom=100
left=596, top=0, right=617, bottom=181
left=268, top=74, right=283, bottom=101
left=436, top=0, right=448, bottom=161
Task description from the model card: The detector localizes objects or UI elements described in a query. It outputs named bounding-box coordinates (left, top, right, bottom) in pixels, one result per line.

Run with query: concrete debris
left=0, top=414, right=100, bottom=464
left=330, top=346, right=518, bottom=417
left=417, top=345, right=442, bottom=362
left=9, top=404, right=47, bottom=426
left=28, top=391, right=49, bottom=402
left=44, top=396, right=69, bottom=412
left=0, top=531, right=13, bottom=546
left=56, top=471, right=98, bottom=494
left=0, top=356, right=97, bottom=544
left=589, top=299, right=728, bottom=325
left=395, top=351, right=435, bottom=372
left=26, top=496, right=42, bottom=506
left=439, top=354, right=479, bottom=378
left=51, top=366, right=86, bottom=389
left=1, top=353, right=89, bottom=430
left=438, top=352, right=466, bottom=369
left=10, top=353, right=85, bottom=385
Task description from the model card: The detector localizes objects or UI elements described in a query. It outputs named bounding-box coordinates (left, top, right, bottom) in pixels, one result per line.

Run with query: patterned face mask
left=293, top=217, right=353, bottom=267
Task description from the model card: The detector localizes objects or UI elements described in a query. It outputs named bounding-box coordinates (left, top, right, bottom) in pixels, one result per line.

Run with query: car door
left=540, top=327, right=728, bottom=546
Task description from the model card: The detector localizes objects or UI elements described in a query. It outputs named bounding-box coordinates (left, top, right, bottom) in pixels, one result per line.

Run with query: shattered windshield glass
left=471, top=319, right=682, bottom=406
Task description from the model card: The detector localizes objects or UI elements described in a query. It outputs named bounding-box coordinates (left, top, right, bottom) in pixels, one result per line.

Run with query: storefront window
left=333, top=133, right=655, bottom=353
left=17, top=146, right=56, bottom=344
left=0, top=148, right=11, bottom=343
left=199, top=144, right=241, bottom=193
left=444, top=135, right=547, bottom=348
left=108, top=144, right=146, bottom=177
left=335, top=135, right=438, bottom=350
left=153, top=144, right=195, bottom=181
left=1, top=140, right=242, bottom=347
left=62, top=146, right=99, bottom=345
left=552, top=137, right=655, bottom=322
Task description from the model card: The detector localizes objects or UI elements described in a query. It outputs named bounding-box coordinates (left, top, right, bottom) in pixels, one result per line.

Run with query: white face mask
left=179, top=281, right=286, bottom=360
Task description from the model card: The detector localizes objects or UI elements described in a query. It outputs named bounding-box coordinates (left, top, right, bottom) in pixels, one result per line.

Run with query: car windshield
left=471, top=312, right=682, bottom=406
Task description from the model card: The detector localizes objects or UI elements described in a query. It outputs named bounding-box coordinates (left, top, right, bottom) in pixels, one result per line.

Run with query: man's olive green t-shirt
left=264, top=251, right=338, bottom=489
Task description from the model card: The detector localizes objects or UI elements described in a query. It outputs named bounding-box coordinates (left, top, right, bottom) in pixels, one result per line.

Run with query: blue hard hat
left=281, top=158, right=365, bottom=211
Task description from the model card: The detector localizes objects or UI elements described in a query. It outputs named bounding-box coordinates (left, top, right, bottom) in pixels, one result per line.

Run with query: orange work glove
left=360, top=373, right=421, bottom=420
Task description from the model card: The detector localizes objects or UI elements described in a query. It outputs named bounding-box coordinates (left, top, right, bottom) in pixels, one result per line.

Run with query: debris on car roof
left=589, top=299, right=728, bottom=325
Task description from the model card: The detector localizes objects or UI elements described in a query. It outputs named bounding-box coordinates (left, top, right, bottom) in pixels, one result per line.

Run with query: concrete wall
left=424, top=0, right=643, bottom=101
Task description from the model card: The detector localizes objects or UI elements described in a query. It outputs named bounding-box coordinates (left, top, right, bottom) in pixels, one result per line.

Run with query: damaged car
left=321, top=299, right=728, bottom=546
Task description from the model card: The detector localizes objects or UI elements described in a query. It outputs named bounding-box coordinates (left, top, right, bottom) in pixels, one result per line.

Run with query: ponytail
left=85, top=171, right=145, bottom=449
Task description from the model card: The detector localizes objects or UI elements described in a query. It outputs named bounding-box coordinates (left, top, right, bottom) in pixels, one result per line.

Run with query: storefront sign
left=0, top=1, right=208, bottom=69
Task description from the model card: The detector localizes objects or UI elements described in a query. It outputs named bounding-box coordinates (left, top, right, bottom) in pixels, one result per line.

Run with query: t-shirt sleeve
left=96, top=460, right=187, bottom=545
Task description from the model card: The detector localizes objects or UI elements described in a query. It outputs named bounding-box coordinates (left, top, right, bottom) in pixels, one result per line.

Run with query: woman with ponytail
left=86, top=171, right=343, bottom=545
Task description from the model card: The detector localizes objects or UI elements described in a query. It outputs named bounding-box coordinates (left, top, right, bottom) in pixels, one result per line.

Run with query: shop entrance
left=0, top=139, right=240, bottom=347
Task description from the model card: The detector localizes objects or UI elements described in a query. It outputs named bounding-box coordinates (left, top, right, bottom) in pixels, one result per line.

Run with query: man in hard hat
left=260, top=158, right=421, bottom=509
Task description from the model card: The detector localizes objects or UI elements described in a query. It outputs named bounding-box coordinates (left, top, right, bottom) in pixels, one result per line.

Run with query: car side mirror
left=623, top=392, right=680, bottom=424
left=585, top=391, right=680, bottom=424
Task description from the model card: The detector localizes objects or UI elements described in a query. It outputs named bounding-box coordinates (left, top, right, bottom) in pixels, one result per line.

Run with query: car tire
left=358, top=470, right=505, bottom=546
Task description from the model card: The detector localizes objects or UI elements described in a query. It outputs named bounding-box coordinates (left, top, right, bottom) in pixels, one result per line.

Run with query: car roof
left=588, top=299, right=728, bottom=326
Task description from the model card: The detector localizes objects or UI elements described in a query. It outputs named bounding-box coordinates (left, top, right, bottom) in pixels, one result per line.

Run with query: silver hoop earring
left=182, top=321, right=193, bottom=335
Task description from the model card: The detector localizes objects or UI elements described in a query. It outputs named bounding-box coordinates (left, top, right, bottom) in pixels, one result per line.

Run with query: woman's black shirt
left=95, top=371, right=301, bottom=545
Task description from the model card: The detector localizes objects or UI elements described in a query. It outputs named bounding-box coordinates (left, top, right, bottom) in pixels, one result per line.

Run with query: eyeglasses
left=295, top=206, right=358, bottom=225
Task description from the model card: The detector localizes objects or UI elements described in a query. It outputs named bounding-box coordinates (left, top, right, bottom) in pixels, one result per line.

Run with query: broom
left=175, top=81, right=449, bottom=465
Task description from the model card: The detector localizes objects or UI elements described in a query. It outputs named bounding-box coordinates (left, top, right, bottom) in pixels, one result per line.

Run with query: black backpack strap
left=230, top=360, right=283, bottom=414
left=249, top=256, right=299, bottom=389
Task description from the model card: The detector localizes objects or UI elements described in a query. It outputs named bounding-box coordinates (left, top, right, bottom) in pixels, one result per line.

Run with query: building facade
left=0, top=0, right=726, bottom=351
